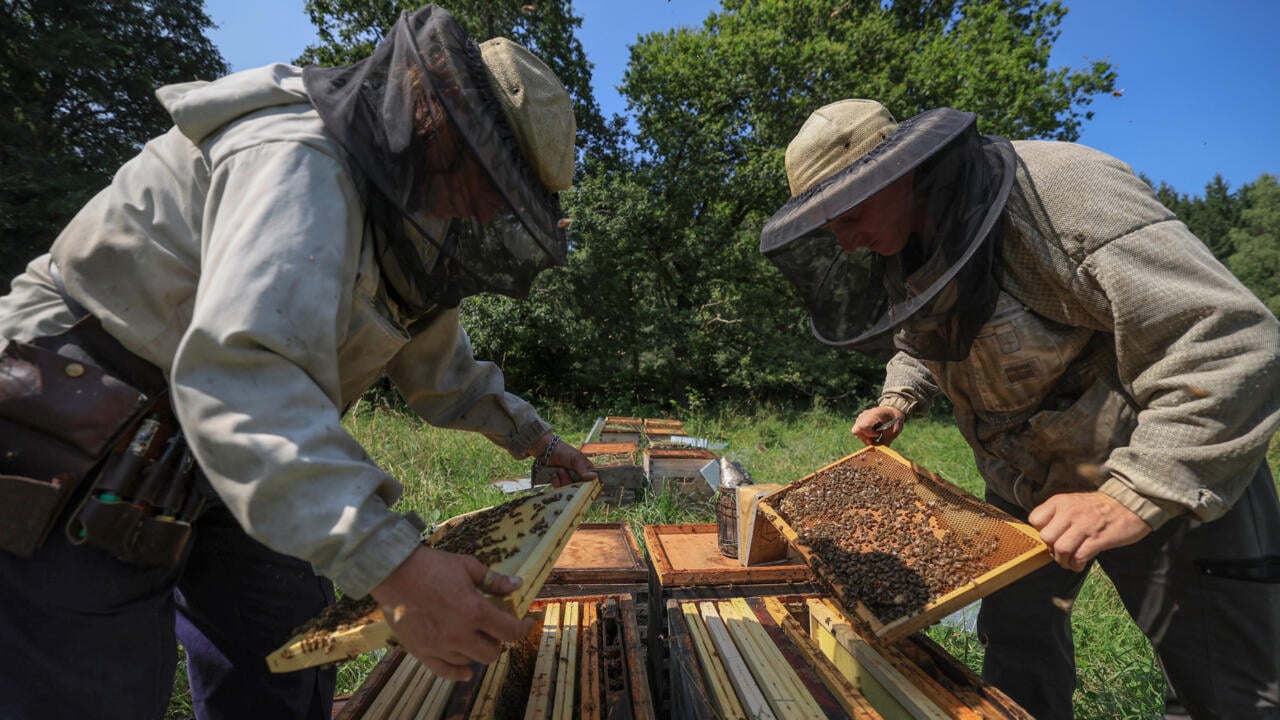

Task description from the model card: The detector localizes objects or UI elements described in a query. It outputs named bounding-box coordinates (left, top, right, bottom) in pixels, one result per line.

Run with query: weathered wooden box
left=642, top=523, right=817, bottom=715
left=643, top=446, right=718, bottom=498
left=540, top=522, right=651, bottom=658
left=597, top=416, right=644, bottom=443
left=641, top=417, right=686, bottom=444
left=336, top=594, right=654, bottom=720
left=578, top=441, right=647, bottom=505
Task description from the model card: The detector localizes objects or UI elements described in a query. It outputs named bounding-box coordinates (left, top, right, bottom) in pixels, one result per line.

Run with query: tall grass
left=166, top=402, right=1280, bottom=718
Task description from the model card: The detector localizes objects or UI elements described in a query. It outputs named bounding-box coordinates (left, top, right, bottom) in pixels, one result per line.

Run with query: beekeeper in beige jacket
left=0, top=6, right=592, bottom=719
left=762, top=99, right=1280, bottom=719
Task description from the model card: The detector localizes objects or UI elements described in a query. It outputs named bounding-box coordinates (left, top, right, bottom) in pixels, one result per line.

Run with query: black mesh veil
left=303, top=6, right=567, bottom=317
left=760, top=109, right=1016, bottom=361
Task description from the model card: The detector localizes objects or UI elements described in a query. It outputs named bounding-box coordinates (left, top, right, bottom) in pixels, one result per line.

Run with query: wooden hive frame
left=334, top=594, right=653, bottom=720
left=757, top=445, right=1050, bottom=642
left=642, top=523, right=819, bottom=715
left=267, top=481, right=600, bottom=673
left=665, top=595, right=883, bottom=719
left=666, top=593, right=1033, bottom=720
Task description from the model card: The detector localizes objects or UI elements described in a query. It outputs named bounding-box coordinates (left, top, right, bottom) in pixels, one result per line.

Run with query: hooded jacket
left=877, top=140, right=1280, bottom=528
left=0, top=64, right=550, bottom=596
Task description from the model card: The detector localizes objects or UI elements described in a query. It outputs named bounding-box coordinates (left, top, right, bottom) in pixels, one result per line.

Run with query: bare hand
left=1028, top=492, right=1151, bottom=572
left=530, top=431, right=598, bottom=488
left=851, top=407, right=906, bottom=446
left=370, top=546, right=533, bottom=681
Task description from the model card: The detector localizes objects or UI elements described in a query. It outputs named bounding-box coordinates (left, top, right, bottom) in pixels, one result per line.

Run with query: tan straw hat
left=480, top=38, right=576, bottom=192
left=785, top=99, right=898, bottom=196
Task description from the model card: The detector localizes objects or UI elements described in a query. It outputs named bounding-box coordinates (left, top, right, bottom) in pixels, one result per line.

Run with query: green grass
left=167, top=403, right=1280, bottom=718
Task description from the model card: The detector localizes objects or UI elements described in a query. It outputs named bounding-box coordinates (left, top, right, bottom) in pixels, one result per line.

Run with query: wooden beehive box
left=642, top=523, right=817, bottom=714
left=578, top=441, right=647, bottom=504
left=642, top=418, right=686, bottom=443
left=644, top=446, right=718, bottom=498
left=267, top=482, right=600, bottom=672
left=544, top=522, right=648, bottom=587
left=666, top=593, right=1032, bottom=720
left=335, top=594, right=653, bottom=720
left=665, top=594, right=883, bottom=719
left=805, top=596, right=1032, bottom=719
left=758, top=446, right=1051, bottom=642
left=598, top=416, right=644, bottom=443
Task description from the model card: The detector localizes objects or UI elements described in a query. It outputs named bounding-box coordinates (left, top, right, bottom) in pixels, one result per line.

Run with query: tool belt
left=0, top=263, right=212, bottom=564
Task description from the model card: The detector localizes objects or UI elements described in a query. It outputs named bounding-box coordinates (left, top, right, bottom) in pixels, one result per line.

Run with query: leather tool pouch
left=0, top=333, right=150, bottom=556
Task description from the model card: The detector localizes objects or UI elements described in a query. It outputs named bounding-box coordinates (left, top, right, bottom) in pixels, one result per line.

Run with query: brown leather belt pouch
left=0, top=338, right=148, bottom=556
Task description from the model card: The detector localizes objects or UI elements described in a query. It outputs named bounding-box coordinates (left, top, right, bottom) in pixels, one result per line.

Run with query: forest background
left=4, top=0, right=1279, bottom=416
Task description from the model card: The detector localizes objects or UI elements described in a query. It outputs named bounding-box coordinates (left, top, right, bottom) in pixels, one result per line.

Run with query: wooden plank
left=361, top=654, right=420, bottom=720
left=718, top=598, right=825, bottom=720
left=736, top=484, right=789, bottom=566
left=807, top=599, right=952, bottom=720
left=552, top=601, right=580, bottom=720
left=677, top=602, right=747, bottom=720
left=524, top=602, right=561, bottom=720
left=388, top=662, right=437, bottom=719
left=618, top=595, right=656, bottom=720
left=465, top=644, right=510, bottom=720
left=894, top=634, right=1034, bottom=718
left=699, top=601, right=777, bottom=720
left=548, top=523, right=647, bottom=585
left=578, top=601, right=601, bottom=720
left=413, top=677, right=455, bottom=720
left=336, top=649, right=406, bottom=720
left=759, top=596, right=884, bottom=720
left=665, top=600, right=721, bottom=720
left=598, top=598, right=633, bottom=718
left=645, top=524, right=812, bottom=586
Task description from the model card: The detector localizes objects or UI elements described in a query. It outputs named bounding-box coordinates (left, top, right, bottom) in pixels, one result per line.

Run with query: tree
left=1183, top=174, right=1240, bottom=261
left=296, top=0, right=613, bottom=156
left=1227, top=174, right=1280, bottom=317
left=0, top=0, right=228, bottom=282
left=556, top=0, right=1117, bottom=405
left=293, top=0, right=1120, bottom=408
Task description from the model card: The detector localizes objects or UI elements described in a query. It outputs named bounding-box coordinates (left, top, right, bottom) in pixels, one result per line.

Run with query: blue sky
left=205, top=0, right=1278, bottom=197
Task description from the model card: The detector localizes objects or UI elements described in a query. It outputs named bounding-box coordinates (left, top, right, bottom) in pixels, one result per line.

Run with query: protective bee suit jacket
left=877, top=140, right=1280, bottom=528
left=0, top=64, right=550, bottom=596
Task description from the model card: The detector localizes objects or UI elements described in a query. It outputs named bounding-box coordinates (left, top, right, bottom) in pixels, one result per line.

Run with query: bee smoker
left=714, top=458, right=752, bottom=558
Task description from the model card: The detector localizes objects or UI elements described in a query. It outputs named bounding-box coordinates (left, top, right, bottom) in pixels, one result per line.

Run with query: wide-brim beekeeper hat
left=304, top=5, right=577, bottom=317
left=760, top=99, right=1016, bottom=361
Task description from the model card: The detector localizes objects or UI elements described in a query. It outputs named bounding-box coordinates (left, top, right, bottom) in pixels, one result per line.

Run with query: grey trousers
left=978, top=463, right=1280, bottom=720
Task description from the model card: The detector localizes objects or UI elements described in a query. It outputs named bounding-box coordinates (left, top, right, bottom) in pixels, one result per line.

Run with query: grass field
left=167, top=401, right=1280, bottom=719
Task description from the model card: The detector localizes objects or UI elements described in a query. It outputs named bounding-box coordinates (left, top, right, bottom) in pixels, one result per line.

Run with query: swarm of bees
left=776, top=461, right=1003, bottom=622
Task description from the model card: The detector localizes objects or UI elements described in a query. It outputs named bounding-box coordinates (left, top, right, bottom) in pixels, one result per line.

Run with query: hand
left=1028, top=492, right=1152, bottom=572
left=530, top=431, right=598, bottom=488
left=370, top=546, right=533, bottom=681
left=851, top=407, right=906, bottom=446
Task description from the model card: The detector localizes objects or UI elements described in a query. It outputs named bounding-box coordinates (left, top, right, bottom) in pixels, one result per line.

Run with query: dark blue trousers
left=0, top=505, right=335, bottom=720
left=978, top=463, right=1280, bottom=720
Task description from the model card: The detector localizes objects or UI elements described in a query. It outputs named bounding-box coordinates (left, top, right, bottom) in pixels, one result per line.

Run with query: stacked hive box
left=575, top=442, right=646, bottom=505
left=336, top=595, right=653, bottom=720
left=665, top=594, right=1033, bottom=719
left=641, top=523, right=818, bottom=715
left=538, top=522, right=651, bottom=666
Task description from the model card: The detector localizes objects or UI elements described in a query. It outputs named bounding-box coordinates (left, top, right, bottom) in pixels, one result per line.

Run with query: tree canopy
left=0, top=0, right=228, bottom=281
left=4, top=0, right=1274, bottom=412
left=468, top=0, right=1120, bottom=408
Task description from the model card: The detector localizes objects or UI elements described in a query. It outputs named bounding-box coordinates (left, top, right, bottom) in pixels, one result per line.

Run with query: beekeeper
left=761, top=98, right=1280, bottom=719
left=0, top=6, right=593, bottom=719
